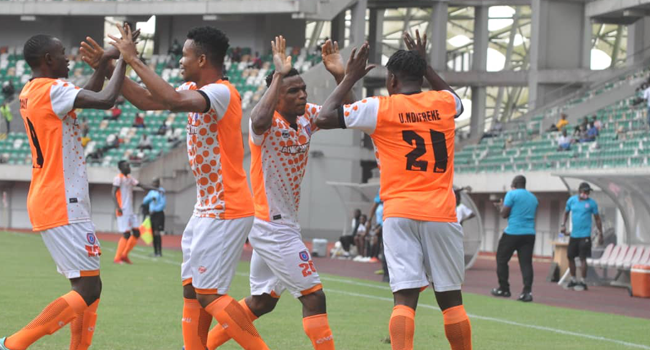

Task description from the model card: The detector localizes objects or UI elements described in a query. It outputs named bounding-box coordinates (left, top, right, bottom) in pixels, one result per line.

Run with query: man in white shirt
left=556, top=130, right=573, bottom=151
left=455, top=188, right=475, bottom=225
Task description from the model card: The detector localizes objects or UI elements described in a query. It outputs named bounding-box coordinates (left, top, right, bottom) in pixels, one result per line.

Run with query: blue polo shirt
left=504, top=189, right=538, bottom=235
left=565, top=195, right=598, bottom=238
left=143, top=188, right=167, bottom=213
left=374, top=192, right=383, bottom=227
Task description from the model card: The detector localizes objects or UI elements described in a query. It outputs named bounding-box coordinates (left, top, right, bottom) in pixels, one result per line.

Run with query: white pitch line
left=102, top=247, right=650, bottom=349
left=325, top=289, right=650, bottom=350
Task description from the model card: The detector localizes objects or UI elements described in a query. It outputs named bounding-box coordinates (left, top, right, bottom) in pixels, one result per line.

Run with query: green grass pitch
left=1, top=231, right=649, bottom=350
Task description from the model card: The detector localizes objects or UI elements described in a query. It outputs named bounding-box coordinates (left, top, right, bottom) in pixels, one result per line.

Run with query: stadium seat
left=616, top=246, right=638, bottom=269
left=587, top=243, right=614, bottom=267
left=605, top=244, right=629, bottom=269
left=623, top=246, right=647, bottom=270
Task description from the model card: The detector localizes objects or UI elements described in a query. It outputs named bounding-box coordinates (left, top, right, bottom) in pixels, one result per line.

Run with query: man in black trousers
left=491, top=175, right=539, bottom=302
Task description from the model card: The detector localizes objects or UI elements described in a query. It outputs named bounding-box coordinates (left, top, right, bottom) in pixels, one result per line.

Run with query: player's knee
left=183, top=284, right=197, bottom=299
left=434, top=290, right=463, bottom=311
left=73, top=276, right=102, bottom=305
left=248, top=294, right=278, bottom=316
left=300, top=289, right=327, bottom=315
left=123, top=231, right=131, bottom=239
left=132, top=229, right=140, bottom=238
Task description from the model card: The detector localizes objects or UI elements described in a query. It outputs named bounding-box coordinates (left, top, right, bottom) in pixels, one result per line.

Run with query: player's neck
left=396, top=84, right=422, bottom=95
left=278, top=110, right=298, bottom=125
left=194, top=69, right=223, bottom=89
left=30, top=69, right=55, bottom=80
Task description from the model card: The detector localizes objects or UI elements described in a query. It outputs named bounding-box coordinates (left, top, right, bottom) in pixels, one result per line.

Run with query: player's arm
left=367, top=201, right=379, bottom=229
left=251, top=36, right=293, bottom=135
left=80, top=30, right=168, bottom=111
left=499, top=193, right=512, bottom=219
left=500, top=203, right=511, bottom=219
left=73, top=58, right=127, bottom=110
left=560, top=210, right=570, bottom=234
left=109, top=24, right=208, bottom=113
left=111, top=186, right=122, bottom=216
left=316, top=43, right=375, bottom=130
left=594, top=213, right=603, bottom=244
left=137, top=183, right=157, bottom=192
left=321, top=39, right=355, bottom=104
left=404, top=30, right=464, bottom=117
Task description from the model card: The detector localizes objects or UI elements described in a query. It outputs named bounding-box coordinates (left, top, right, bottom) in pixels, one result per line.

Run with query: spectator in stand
left=137, top=134, right=152, bottom=151
left=548, top=113, right=568, bottom=132
left=579, top=122, right=598, bottom=143
left=591, top=115, right=602, bottom=131
left=81, top=134, right=92, bottom=148
left=340, top=209, right=361, bottom=254
left=104, top=105, right=122, bottom=120
left=132, top=113, right=146, bottom=128
left=157, top=121, right=169, bottom=136
left=615, top=124, right=627, bottom=140
left=231, top=47, right=242, bottom=62
left=1, top=102, right=12, bottom=133
left=573, top=116, right=588, bottom=137
left=104, top=134, right=120, bottom=151
left=556, top=130, right=573, bottom=151
left=2, top=81, right=15, bottom=103
left=480, top=120, right=503, bottom=141
left=249, top=52, right=262, bottom=69
left=643, top=83, right=650, bottom=127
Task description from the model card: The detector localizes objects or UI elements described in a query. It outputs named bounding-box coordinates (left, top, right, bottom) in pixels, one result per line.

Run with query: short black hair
left=118, top=160, right=128, bottom=169
left=186, top=26, right=230, bottom=68
left=265, top=68, right=300, bottom=87
left=24, top=34, right=57, bottom=69
left=386, top=50, right=426, bottom=81
left=512, top=175, right=526, bottom=189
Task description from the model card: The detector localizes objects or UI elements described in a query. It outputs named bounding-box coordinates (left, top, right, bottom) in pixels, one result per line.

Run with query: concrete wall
left=155, top=14, right=306, bottom=57
left=0, top=16, right=104, bottom=51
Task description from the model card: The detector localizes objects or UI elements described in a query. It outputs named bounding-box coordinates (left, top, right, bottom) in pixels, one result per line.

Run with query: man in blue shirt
left=142, top=178, right=166, bottom=257
left=492, top=175, right=539, bottom=302
left=561, top=182, right=603, bottom=291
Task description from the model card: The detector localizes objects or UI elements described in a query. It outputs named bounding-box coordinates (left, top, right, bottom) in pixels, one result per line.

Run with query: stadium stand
left=455, top=67, right=650, bottom=174
left=0, top=45, right=322, bottom=167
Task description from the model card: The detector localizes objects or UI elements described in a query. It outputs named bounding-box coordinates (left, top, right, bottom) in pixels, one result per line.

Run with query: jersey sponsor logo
left=299, top=250, right=310, bottom=262
left=198, top=266, right=207, bottom=274
left=398, top=110, right=440, bottom=123
left=20, top=98, right=28, bottom=109
left=280, top=143, right=309, bottom=155
left=69, top=198, right=78, bottom=203
left=316, top=335, right=333, bottom=344
left=273, top=214, right=282, bottom=220
left=86, top=233, right=96, bottom=245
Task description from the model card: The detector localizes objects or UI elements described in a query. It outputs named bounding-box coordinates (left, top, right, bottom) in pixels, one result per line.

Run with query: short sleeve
left=441, top=90, right=463, bottom=117
left=249, top=118, right=266, bottom=146
left=504, top=191, right=514, bottom=208
left=305, top=103, right=322, bottom=134
left=340, top=97, right=380, bottom=134
left=50, top=80, right=81, bottom=119
left=201, top=83, right=231, bottom=121
left=591, top=200, right=599, bottom=215
left=112, top=176, right=121, bottom=187
left=131, top=177, right=139, bottom=186
left=565, top=197, right=573, bottom=212
left=175, top=82, right=194, bottom=92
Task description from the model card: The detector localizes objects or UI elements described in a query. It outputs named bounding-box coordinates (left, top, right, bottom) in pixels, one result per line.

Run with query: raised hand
left=404, top=29, right=427, bottom=60
left=81, top=28, right=140, bottom=69
left=344, top=42, right=375, bottom=82
left=108, top=22, right=139, bottom=64
left=271, top=35, right=292, bottom=76
left=321, top=39, right=345, bottom=78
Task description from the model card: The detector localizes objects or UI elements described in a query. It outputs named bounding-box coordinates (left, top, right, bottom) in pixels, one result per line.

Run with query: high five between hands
left=79, top=23, right=140, bottom=69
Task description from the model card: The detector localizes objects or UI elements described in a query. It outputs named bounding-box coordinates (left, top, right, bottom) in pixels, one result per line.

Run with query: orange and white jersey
left=177, top=80, right=254, bottom=219
left=113, top=174, right=139, bottom=216
left=19, top=78, right=89, bottom=231
left=249, top=103, right=321, bottom=226
left=340, top=90, right=462, bottom=222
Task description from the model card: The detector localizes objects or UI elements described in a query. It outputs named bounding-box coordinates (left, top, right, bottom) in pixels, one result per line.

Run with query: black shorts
left=151, top=211, right=165, bottom=232
left=568, top=237, right=592, bottom=260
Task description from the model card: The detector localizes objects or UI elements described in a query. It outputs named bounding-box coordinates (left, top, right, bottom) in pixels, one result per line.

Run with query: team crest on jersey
left=299, top=251, right=310, bottom=262
left=86, top=233, right=96, bottom=245
left=585, top=203, right=590, bottom=209
left=305, top=124, right=312, bottom=136
left=282, top=130, right=290, bottom=139
left=198, top=266, right=207, bottom=274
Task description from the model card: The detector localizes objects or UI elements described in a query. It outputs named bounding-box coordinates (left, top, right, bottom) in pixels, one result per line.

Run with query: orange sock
left=204, top=295, right=268, bottom=350
left=442, top=305, right=472, bottom=350
left=6, top=291, right=87, bottom=350
left=114, top=237, right=127, bottom=261
left=182, top=298, right=208, bottom=350
left=302, top=313, right=334, bottom=350
left=69, top=299, right=99, bottom=350
left=198, top=305, right=212, bottom=348
left=389, top=305, right=415, bottom=350
left=123, top=235, right=138, bottom=258
left=206, top=298, right=258, bottom=350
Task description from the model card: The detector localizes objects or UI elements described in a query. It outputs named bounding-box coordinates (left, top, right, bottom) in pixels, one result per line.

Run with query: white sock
left=570, top=277, right=576, bottom=283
